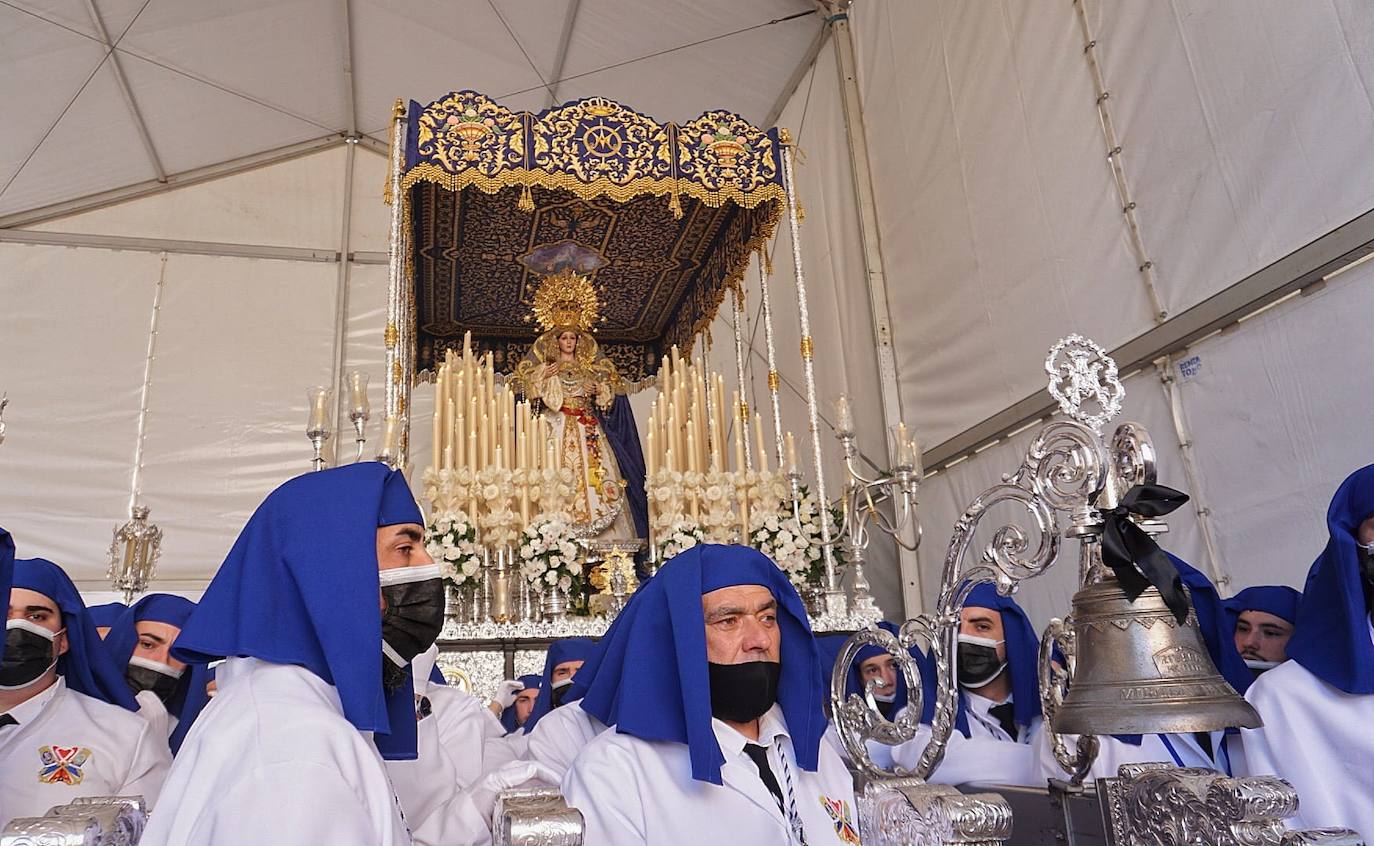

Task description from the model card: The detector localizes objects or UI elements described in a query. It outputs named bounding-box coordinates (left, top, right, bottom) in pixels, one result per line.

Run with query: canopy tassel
left=668, top=190, right=683, bottom=220
left=518, top=184, right=535, bottom=212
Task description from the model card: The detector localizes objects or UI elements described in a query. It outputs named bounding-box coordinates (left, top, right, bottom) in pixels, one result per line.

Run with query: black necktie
left=1193, top=730, right=1214, bottom=760
left=742, top=743, right=785, bottom=814
left=988, top=702, right=1018, bottom=740
left=0, top=713, right=16, bottom=728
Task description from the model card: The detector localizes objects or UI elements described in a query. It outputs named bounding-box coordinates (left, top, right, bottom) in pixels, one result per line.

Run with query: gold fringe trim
left=400, top=164, right=787, bottom=212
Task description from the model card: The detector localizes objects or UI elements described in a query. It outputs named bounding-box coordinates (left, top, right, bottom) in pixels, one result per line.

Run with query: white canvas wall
left=3, top=0, right=1373, bottom=626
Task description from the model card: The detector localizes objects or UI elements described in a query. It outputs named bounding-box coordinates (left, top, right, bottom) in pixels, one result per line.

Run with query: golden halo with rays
left=529, top=268, right=601, bottom=333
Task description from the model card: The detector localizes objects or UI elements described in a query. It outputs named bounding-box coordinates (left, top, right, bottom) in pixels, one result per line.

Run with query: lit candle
left=834, top=394, right=854, bottom=437
left=785, top=431, right=797, bottom=473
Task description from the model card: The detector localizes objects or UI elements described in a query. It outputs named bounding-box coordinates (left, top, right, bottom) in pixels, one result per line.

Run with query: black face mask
left=708, top=661, right=781, bottom=724
left=0, top=625, right=58, bottom=690
left=956, top=641, right=1006, bottom=689
left=380, top=571, right=445, bottom=692
left=125, top=658, right=183, bottom=704
left=550, top=679, right=573, bottom=709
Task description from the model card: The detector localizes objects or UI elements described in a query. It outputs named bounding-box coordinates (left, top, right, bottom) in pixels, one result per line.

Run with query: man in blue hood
left=1243, top=464, right=1374, bottom=833
left=1227, top=585, right=1301, bottom=678
left=2, top=557, right=171, bottom=820
left=140, top=463, right=547, bottom=846
left=563, top=545, right=859, bottom=844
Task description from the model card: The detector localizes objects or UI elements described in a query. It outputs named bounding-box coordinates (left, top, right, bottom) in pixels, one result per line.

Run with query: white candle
left=784, top=432, right=797, bottom=473
left=754, top=413, right=768, bottom=473
left=380, top=415, right=399, bottom=457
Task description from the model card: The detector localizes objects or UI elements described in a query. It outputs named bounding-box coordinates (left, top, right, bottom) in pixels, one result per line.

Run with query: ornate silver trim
left=1045, top=334, right=1124, bottom=433
left=1097, top=766, right=1363, bottom=846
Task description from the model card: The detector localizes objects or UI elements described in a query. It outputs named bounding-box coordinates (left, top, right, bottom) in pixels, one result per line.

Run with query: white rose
left=544, top=570, right=559, bottom=585
left=558, top=575, right=572, bottom=591
left=461, top=559, right=480, bottom=577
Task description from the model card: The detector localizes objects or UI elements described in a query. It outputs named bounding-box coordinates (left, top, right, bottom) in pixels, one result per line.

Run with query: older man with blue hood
left=563, top=544, right=859, bottom=844
left=140, top=463, right=547, bottom=846
left=1243, top=464, right=1374, bottom=833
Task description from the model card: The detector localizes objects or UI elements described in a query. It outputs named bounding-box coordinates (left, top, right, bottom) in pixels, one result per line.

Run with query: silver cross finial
left=1045, top=335, right=1124, bottom=431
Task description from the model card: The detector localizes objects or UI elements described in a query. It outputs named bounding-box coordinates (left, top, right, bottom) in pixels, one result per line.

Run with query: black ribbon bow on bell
left=1095, top=484, right=1192, bottom=624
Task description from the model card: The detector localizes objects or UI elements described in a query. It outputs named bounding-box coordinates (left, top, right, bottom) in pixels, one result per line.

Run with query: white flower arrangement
left=749, top=487, right=843, bottom=589
left=516, top=513, right=582, bottom=597
left=657, top=518, right=705, bottom=562
left=425, top=511, right=484, bottom=587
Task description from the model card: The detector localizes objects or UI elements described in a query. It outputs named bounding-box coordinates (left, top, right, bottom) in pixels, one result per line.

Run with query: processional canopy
left=397, top=91, right=787, bottom=388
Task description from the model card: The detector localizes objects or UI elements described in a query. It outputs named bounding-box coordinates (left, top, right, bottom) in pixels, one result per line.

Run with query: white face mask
left=126, top=654, right=184, bottom=680
left=1244, top=658, right=1282, bottom=672
left=550, top=677, right=574, bottom=690
left=871, top=690, right=898, bottom=704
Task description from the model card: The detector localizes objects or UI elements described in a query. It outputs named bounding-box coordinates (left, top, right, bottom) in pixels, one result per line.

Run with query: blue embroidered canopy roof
left=400, top=91, right=787, bottom=387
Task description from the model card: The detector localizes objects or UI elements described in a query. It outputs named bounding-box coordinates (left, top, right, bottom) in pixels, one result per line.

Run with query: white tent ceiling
left=0, top=0, right=822, bottom=219
left=4, top=0, right=1374, bottom=625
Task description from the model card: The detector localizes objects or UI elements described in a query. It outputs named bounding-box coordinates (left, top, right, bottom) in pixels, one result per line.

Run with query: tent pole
left=823, top=1, right=922, bottom=614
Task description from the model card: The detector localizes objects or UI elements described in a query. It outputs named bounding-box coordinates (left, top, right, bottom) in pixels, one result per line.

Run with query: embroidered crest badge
left=820, top=795, right=860, bottom=844
left=38, top=745, right=91, bottom=785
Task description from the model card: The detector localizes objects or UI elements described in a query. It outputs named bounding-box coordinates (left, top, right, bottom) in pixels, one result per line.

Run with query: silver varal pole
left=780, top=135, right=841, bottom=613
left=383, top=99, right=406, bottom=466
left=729, top=283, right=752, bottom=470
left=755, top=253, right=785, bottom=465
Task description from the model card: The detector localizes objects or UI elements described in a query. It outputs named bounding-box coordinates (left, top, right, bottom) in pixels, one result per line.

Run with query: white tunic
left=1243, top=655, right=1374, bottom=833
left=385, top=680, right=506, bottom=846
left=140, top=657, right=412, bottom=846
left=1030, top=729, right=1221, bottom=783
left=0, top=677, right=170, bottom=821
left=523, top=700, right=606, bottom=781
left=564, top=705, right=862, bottom=845
left=885, top=693, right=1042, bottom=787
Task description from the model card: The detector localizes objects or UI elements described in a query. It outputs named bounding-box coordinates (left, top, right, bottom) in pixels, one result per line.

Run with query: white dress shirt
left=564, top=704, right=861, bottom=845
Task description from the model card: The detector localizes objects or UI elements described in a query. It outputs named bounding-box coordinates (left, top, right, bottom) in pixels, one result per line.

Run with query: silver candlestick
left=347, top=370, right=370, bottom=463
left=305, top=386, right=333, bottom=472
left=0, top=393, right=8, bottom=446
left=812, top=396, right=923, bottom=618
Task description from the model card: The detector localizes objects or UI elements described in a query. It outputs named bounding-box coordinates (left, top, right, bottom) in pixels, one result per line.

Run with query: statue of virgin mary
left=513, top=268, right=647, bottom=544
